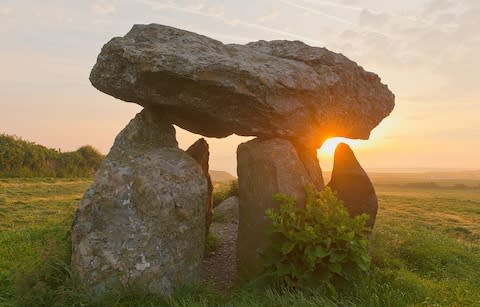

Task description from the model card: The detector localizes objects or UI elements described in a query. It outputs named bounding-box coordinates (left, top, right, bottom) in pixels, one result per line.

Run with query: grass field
left=1, top=178, right=479, bottom=306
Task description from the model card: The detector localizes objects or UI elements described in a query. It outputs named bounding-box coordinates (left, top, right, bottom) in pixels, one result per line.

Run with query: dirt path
left=201, top=220, right=238, bottom=290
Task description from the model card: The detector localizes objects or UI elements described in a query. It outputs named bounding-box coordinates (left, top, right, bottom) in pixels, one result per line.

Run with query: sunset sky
left=1, top=0, right=479, bottom=174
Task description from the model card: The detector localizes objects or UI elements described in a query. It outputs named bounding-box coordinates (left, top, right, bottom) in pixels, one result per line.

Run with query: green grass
left=206, top=231, right=220, bottom=254
left=1, top=178, right=479, bottom=306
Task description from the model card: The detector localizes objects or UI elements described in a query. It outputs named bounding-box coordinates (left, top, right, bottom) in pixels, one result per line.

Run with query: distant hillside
left=0, top=133, right=104, bottom=178
left=209, top=170, right=236, bottom=183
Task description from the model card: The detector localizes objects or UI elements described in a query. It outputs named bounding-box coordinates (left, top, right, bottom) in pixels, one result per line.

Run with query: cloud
left=463, top=0, right=480, bottom=9
left=358, top=9, right=390, bottom=27
left=423, top=0, right=454, bottom=16
left=340, top=29, right=357, bottom=40
left=433, top=12, right=457, bottom=26
left=139, top=0, right=326, bottom=45
left=257, top=9, right=280, bottom=23
left=300, top=0, right=363, bottom=12
left=91, top=0, right=116, bottom=15
left=279, top=0, right=355, bottom=26
left=281, top=0, right=391, bottom=38
left=207, top=4, right=224, bottom=18
left=186, top=1, right=206, bottom=11
left=0, top=7, right=13, bottom=16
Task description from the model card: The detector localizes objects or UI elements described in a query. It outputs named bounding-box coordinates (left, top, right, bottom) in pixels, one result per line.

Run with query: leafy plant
left=262, top=186, right=371, bottom=289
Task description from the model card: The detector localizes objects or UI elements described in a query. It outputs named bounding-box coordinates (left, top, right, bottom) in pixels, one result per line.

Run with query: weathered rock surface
left=328, top=143, right=378, bottom=228
left=71, top=108, right=208, bottom=297
left=90, top=24, right=394, bottom=148
left=294, top=143, right=325, bottom=189
left=236, top=138, right=324, bottom=277
left=214, top=196, right=239, bottom=223
left=186, top=138, right=213, bottom=232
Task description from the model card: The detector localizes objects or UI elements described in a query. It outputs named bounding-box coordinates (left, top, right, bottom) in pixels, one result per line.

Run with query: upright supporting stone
left=186, top=138, right=214, bottom=233
left=71, top=108, right=208, bottom=298
left=328, top=143, right=378, bottom=228
left=294, top=143, right=325, bottom=190
left=236, top=138, right=324, bottom=278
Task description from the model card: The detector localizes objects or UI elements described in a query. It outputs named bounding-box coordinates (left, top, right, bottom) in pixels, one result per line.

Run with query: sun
left=318, top=137, right=358, bottom=156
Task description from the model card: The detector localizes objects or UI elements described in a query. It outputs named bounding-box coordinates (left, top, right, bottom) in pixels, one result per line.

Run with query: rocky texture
left=236, top=138, right=324, bottom=278
left=294, top=143, right=325, bottom=189
left=90, top=24, right=395, bottom=148
left=71, top=108, right=208, bottom=298
left=214, top=196, right=239, bottom=223
left=328, top=143, right=378, bottom=228
left=186, top=138, right=213, bottom=232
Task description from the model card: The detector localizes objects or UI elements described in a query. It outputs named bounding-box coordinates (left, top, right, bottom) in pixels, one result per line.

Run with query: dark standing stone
left=186, top=138, right=214, bottom=232
left=328, top=143, right=378, bottom=228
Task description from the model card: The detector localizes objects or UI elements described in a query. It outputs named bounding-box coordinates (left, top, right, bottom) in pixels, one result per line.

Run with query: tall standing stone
left=236, top=138, right=324, bottom=278
left=328, top=143, right=378, bottom=228
left=186, top=138, right=214, bottom=233
left=71, top=108, right=208, bottom=298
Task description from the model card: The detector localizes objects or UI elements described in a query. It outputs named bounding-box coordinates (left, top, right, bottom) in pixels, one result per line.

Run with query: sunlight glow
left=317, top=137, right=367, bottom=172
left=318, top=137, right=358, bottom=156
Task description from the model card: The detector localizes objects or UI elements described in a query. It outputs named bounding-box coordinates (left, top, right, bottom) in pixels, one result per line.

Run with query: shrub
left=0, top=133, right=104, bottom=178
left=262, top=186, right=371, bottom=289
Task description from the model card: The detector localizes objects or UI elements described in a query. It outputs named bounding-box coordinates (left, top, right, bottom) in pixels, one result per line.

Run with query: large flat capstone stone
left=90, top=24, right=394, bottom=148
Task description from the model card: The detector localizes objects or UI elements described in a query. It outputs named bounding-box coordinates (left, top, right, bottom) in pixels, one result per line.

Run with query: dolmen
left=72, top=24, right=394, bottom=296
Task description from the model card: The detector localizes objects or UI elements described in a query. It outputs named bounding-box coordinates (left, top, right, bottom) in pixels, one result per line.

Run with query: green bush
left=262, top=186, right=371, bottom=289
left=0, top=134, right=103, bottom=178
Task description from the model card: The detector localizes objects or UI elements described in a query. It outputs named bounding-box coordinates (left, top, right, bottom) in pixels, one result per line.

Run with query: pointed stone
left=186, top=138, right=214, bottom=232
left=328, top=143, right=377, bottom=228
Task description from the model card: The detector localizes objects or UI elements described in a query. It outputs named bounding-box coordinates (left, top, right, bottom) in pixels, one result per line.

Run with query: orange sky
left=1, top=1, right=479, bottom=175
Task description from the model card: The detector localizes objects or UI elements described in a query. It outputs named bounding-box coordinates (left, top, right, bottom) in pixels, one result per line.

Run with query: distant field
left=324, top=171, right=480, bottom=188
left=1, top=178, right=479, bottom=306
left=0, top=178, right=91, bottom=231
